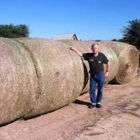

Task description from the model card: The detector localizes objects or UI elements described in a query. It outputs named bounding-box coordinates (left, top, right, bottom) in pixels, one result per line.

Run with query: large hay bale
left=0, top=38, right=38, bottom=125
left=14, top=38, right=85, bottom=118
left=1, top=38, right=135, bottom=125
left=59, top=40, right=90, bottom=93
left=101, top=41, right=139, bottom=84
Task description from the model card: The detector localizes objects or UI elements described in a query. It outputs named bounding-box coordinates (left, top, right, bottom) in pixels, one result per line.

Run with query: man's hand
left=104, top=71, right=109, bottom=78
left=69, top=46, right=82, bottom=57
left=105, top=61, right=110, bottom=78
left=69, top=46, right=74, bottom=50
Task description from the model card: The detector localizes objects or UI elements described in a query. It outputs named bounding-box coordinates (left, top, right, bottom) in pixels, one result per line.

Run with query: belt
left=91, top=71, right=104, bottom=75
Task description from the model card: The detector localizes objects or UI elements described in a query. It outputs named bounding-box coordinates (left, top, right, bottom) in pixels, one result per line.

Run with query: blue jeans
left=89, top=72, right=105, bottom=105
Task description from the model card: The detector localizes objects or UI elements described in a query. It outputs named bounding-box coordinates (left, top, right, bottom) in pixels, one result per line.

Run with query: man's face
left=91, top=45, right=99, bottom=54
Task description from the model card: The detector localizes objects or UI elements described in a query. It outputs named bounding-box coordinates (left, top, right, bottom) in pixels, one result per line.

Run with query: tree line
left=0, top=19, right=140, bottom=51
left=116, top=19, right=140, bottom=51
left=0, top=24, right=29, bottom=38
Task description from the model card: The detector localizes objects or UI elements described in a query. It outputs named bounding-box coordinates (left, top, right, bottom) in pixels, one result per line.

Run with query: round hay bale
left=59, top=40, right=91, bottom=93
left=84, top=41, right=119, bottom=84
left=14, top=38, right=84, bottom=118
left=0, top=38, right=38, bottom=125
left=101, top=41, right=139, bottom=84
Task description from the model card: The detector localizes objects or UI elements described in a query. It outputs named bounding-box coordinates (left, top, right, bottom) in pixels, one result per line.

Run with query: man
left=70, top=43, right=110, bottom=108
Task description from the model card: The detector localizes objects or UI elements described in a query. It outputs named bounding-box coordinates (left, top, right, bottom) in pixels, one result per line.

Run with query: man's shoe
left=96, top=104, right=102, bottom=108
left=88, top=104, right=96, bottom=109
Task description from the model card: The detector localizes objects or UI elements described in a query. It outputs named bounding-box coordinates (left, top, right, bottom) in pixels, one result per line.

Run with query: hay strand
left=14, top=38, right=85, bottom=118
left=0, top=38, right=38, bottom=125
left=0, top=38, right=138, bottom=125
left=101, top=41, right=139, bottom=84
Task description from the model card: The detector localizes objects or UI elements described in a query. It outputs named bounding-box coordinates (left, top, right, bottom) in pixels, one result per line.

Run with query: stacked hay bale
left=0, top=38, right=38, bottom=125
left=14, top=38, right=85, bottom=118
left=101, top=41, right=139, bottom=84
left=59, top=40, right=90, bottom=93
left=0, top=37, right=139, bottom=125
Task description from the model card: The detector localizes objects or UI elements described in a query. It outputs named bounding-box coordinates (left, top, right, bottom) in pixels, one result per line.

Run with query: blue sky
left=1, top=0, right=140, bottom=40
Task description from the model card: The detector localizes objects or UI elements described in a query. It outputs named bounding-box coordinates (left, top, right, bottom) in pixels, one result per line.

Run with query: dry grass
left=14, top=38, right=85, bottom=118
left=101, top=41, right=139, bottom=84
left=0, top=37, right=38, bottom=125
left=0, top=38, right=138, bottom=125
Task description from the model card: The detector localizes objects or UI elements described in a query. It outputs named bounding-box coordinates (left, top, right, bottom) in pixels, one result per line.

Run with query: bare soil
left=0, top=72, right=140, bottom=140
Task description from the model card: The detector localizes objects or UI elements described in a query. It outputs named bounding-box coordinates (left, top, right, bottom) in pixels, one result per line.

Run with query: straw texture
left=101, top=41, right=139, bottom=84
left=0, top=38, right=38, bottom=125
left=0, top=38, right=138, bottom=125
left=14, top=38, right=84, bottom=118
left=60, top=40, right=91, bottom=93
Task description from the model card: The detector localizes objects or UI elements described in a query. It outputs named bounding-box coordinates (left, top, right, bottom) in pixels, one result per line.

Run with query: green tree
left=112, top=39, right=118, bottom=41
left=0, top=24, right=29, bottom=38
left=120, top=19, right=140, bottom=51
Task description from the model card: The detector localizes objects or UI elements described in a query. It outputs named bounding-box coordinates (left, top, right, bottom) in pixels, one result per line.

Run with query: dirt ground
left=0, top=71, right=140, bottom=140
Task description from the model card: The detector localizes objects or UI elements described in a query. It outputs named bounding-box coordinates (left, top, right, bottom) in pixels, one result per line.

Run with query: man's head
left=91, top=43, right=99, bottom=54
